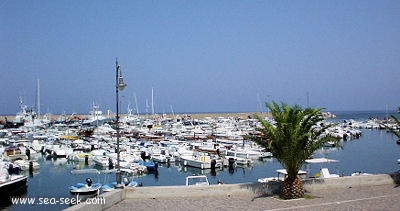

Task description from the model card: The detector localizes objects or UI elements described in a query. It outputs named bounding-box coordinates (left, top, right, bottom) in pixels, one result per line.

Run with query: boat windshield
left=186, top=175, right=209, bottom=186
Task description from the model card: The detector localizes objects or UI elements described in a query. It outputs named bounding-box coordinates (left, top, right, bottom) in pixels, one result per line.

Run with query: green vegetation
left=388, top=113, right=400, bottom=140
left=248, top=101, right=338, bottom=199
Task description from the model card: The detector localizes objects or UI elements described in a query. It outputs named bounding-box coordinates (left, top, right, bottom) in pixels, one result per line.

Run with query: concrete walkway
left=106, top=184, right=400, bottom=211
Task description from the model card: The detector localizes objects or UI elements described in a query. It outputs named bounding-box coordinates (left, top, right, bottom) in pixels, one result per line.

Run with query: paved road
left=106, top=184, right=400, bottom=211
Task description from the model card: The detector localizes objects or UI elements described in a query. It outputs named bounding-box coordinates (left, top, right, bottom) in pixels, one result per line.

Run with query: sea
left=2, top=110, right=400, bottom=211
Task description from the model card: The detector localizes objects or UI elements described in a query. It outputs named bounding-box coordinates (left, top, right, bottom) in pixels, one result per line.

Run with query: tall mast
left=151, top=87, right=155, bottom=116
left=145, top=99, right=149, bottom=117
left=170, top=104, right=175, bottom=119
left=37, top=79, right=40, bottom=117
left=134, top=92, right=139, bottom=116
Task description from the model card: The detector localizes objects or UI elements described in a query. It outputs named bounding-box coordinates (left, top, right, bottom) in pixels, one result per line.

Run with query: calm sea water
left=4, top=110, right=400, bottom=211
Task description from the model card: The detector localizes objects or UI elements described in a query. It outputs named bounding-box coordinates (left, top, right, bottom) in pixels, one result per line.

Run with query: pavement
left=105, top=184, right=400, bottom=211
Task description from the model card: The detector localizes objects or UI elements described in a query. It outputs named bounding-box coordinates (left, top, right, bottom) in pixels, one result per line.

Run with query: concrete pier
left=65, top=172, right=400, bottom=211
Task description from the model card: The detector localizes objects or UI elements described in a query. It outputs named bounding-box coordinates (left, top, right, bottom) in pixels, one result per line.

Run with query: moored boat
left=185, top=175, right=209, bottom=186
left=0, top=161, right=28, bottom=196
left=69, top=169, right=101, bottom=196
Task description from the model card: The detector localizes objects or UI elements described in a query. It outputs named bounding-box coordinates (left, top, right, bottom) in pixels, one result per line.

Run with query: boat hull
left=0, top=175, right=28, bottom=197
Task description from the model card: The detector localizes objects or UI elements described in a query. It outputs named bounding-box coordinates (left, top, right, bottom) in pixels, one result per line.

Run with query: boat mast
left=36, top=79, right=40, bottom=117
left=170, top=104, right=175, bottom=119
left=145, top=99, right=149, bottom=118
left=151, top=87, right=155, bottom=116
left=134, top=92, right=139, bottom=116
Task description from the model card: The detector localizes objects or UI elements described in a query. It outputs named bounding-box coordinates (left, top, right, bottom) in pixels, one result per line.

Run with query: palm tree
left=388, top=114, right=400, bottom=140
left=248, top=101, right=338, bottom=199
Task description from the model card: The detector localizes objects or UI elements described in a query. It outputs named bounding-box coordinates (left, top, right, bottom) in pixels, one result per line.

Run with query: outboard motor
left=85, top=155, right=89, bottom=166
left=8, top=163, right=14, bottom=175
left=108, top=157, right=114, bottom=169
left=211, top=159, right=217, bottom=176
left=228, top=158, right=235, bottom=174
left=211, top=159, right=216, bottom=170
left=123, top=178, right=129, bottom=186
left=141, top=151, right=145, bottom=160
left=86, top=178, right=93, bottom=187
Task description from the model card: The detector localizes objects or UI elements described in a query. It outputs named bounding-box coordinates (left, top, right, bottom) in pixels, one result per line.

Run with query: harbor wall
left=63, top=189, right=125, bottom=211
left=124, top=181, right=281, bottom=199
left=303, top=173, right=397, bottom=192
left=64, top=173, right=399, bottom=211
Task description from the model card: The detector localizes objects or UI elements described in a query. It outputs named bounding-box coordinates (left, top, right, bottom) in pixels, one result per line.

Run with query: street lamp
left=115, top=58, right=127, bottom=188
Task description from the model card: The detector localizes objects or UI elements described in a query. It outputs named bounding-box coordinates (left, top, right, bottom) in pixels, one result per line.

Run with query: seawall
left=64, top=172, right=400, bottom=211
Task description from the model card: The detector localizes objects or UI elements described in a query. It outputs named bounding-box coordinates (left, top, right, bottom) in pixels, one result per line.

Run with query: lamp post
left=115, top=58, right=127, bottom=188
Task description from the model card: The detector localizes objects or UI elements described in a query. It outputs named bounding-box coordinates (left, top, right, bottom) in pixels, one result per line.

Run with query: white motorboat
left=186, top=175, right=209, bottom=186
left=69, top=169, right=101, bottom=195
left=226, top=148, right=262, bottom=159
left=0, top=161, right=28, bottom=196
left=92, top=155, right=111, bottom=167
left=258, top=169, right=308, bottom=183
left=181, top=154, right=222, bottom=169
left=151, top=153, right=175, bottom=163
left=66, top=152, right=92, bottom=162
left=13, top=159, right=40, bottom=171
left=224, top=156, right=253, bottom=165
left=305, top=158, right=340, bottom=178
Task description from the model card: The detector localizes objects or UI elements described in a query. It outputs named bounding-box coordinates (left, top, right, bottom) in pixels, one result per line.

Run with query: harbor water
left=2, top=111, right=400, bottom=211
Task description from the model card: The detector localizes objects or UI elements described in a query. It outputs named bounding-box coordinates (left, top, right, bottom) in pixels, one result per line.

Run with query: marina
left=0, top=109, right=399, bottom=210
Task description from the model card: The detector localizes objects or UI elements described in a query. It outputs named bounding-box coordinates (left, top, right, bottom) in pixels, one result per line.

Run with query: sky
left=1, top=1, right=399, bottom=115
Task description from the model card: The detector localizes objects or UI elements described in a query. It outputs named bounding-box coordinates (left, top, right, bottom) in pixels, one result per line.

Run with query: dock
left=65, top=172, right=400, bottom=211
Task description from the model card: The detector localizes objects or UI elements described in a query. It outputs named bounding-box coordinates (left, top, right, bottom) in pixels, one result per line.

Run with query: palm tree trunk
left=280, top=175, right=304, bottom=199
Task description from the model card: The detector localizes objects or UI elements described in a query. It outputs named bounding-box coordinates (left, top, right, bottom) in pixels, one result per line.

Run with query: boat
left=151, top=153, right=174, bottom=163
left=82, top=103, right=109, bottom=126
left=13, top=159, right=40, bottom=171
left=226, top=147, right=262, bottom=159
left=181, top=154, right=221, bottom=169
left=351, top=171, right=372, bottom=176
left=92, top=155, right=112, bottom=167
left=66, top=151, right=92, bottom=162
left=0, top=161, right=28, bottom=196
left=305, top=158, right=340, bottom=178
left=185, top=175, right=209, bottom=186
left=69, top=169, right=101, bottom=195
left=3, top=147, right=28, bottom=162
left=136, top=160, right=158, bottom=172
left=258, top=169, right=308, bottom=183
left=102, top=179, right=138, bottom=192
left=224, top=156, right=253, bottom=166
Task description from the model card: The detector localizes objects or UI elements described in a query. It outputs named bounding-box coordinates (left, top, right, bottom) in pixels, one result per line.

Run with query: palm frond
left=248, top=101, right=338, bottom=180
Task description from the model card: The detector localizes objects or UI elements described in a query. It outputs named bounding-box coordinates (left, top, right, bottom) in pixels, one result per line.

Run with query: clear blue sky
left=1, top=1, right=399, bottom=115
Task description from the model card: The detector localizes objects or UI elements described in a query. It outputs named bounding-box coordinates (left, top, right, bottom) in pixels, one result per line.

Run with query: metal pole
left=116, top=58, right=122, bottom=187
